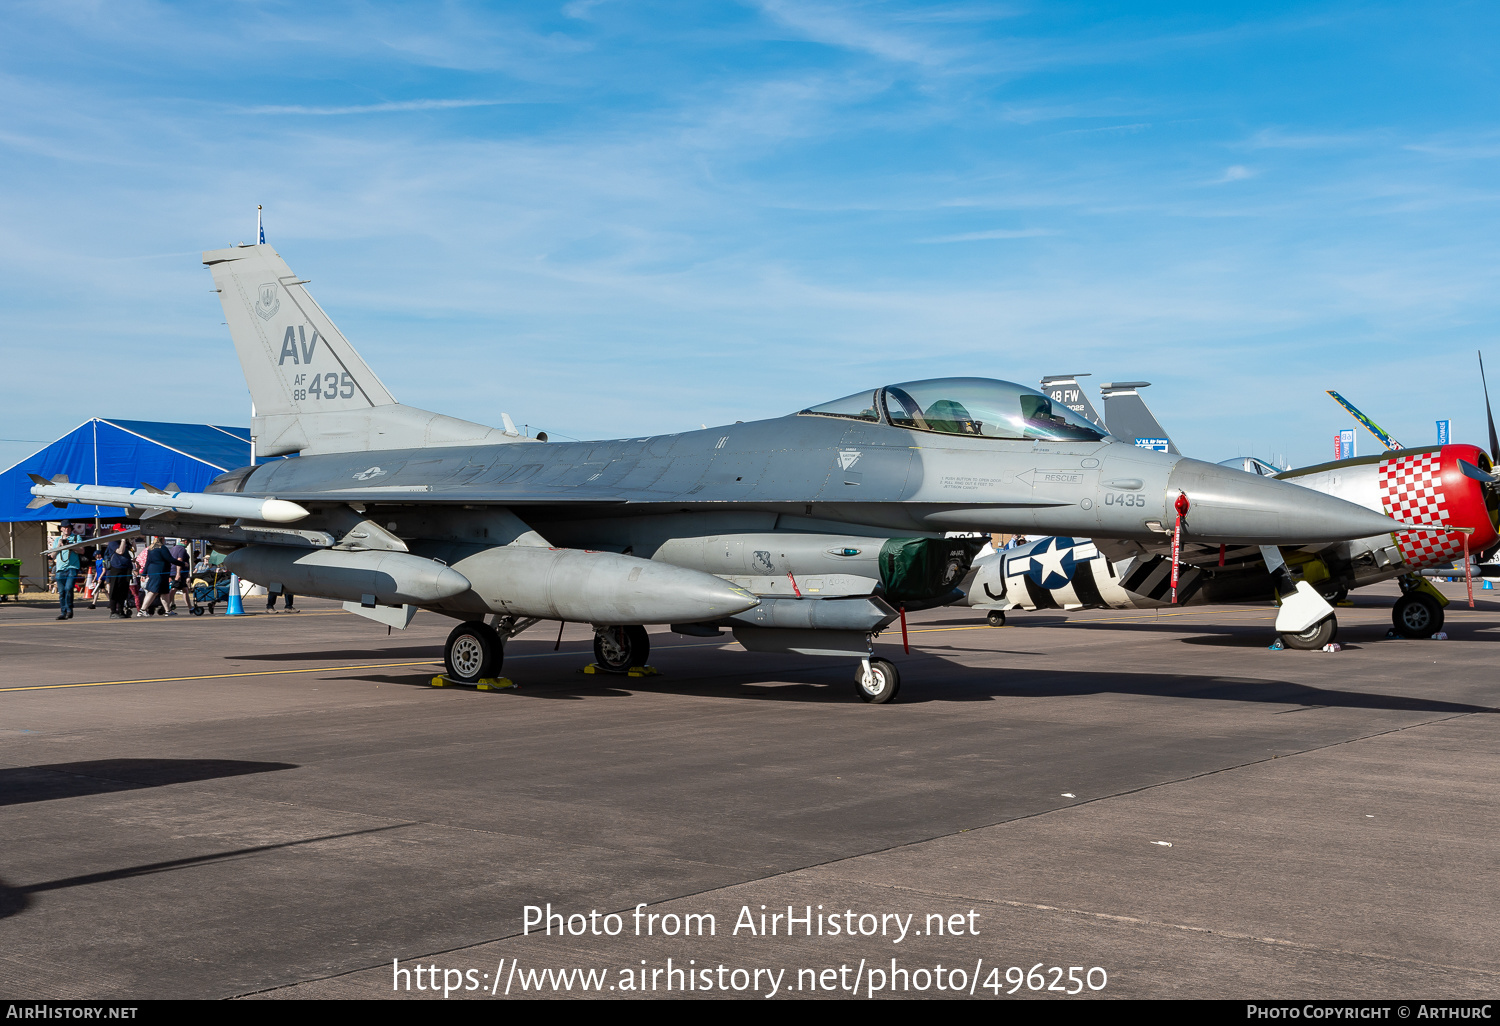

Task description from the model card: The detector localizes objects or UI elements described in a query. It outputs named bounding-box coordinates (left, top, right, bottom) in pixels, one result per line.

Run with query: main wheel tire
left=1392, top=594, right=1443, bottom=638
left=986, top=610, right=1006, bottom=627
left=1319, top=585, right=1349, bottom=604
left=594, top=625, right=650, bottom=673
left=444, top=621, right=502, bottom=683
left=857, top=658, right=901, bottom=704
left=1281, top=615, right=1338, bottom=650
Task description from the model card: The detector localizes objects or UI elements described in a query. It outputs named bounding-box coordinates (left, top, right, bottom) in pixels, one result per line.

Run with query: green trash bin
left=0, top=559, right=20, bottom=598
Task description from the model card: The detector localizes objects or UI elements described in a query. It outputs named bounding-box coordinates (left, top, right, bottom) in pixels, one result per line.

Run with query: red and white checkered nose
left=1379, top=444, right=1499, bottom=568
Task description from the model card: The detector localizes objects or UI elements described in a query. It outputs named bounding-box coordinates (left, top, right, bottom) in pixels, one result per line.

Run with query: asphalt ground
left=0, top=580, right=1496, bottom=1001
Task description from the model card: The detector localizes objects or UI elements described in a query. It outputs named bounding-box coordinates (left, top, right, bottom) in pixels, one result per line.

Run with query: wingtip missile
left=27, top=481, right=309, bottom=524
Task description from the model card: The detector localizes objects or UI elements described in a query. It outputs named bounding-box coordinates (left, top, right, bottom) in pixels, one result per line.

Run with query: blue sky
left=2, top=1, right=1498, bottom=471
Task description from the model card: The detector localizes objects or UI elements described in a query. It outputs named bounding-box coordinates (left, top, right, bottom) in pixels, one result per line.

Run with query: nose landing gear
left=857, top=657, right=901, bottom=703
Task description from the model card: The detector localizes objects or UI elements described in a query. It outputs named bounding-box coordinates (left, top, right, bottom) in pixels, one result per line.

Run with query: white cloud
left=241, top=99, right=520, bottom=116
left=1214, top=165, right=1257, bottom=183
left=919, top=227, right=1057, bottom=243
left=752, top=0, right=959, bottom=68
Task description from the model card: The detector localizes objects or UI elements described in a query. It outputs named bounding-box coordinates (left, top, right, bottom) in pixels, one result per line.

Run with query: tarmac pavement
left=0, top=581, right=1495, bottom=999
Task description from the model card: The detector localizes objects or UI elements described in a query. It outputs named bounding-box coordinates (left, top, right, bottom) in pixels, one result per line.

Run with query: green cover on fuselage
left=878, top=537, right=983, bottom=603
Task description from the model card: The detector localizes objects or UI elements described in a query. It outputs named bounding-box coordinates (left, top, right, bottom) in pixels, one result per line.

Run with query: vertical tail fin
left=205, top=243, right=395, bottom=419
left=204, top=243, right=516, bottom=457
left=1039, top=374, right=1104, bottom=428
left=1099, top=381, right=1180, bottom=455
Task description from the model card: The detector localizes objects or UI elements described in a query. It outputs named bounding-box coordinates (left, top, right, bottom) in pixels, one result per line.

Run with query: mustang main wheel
left=1281, top=615, right=1337, bottom=651
left=1392, top=594, right=1443, bottom=638
left=594, top=625, right=650, bottom=672
left=857, top=658, right=901, bottom=704
left=444, top=621, right=502, bottom=683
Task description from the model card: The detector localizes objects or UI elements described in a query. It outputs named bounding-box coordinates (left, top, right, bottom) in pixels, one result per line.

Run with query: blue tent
left=0, top=419, right=274, bottom=522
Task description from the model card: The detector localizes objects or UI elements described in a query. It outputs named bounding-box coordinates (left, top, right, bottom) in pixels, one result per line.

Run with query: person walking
left=266, top=588, right=297, bottom=613
left=88, top=544, right=104, bottom=610
left=137, top=537, right=185, bottom=617
left=54, top=529, right=82, bottom=620
left=106, top=539, right=135, bottom=617
left=165, top=538, right=190, bottom=613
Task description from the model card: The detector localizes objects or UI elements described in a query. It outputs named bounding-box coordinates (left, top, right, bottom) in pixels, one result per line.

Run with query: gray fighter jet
left=29, top=243, right=1412, bottom=702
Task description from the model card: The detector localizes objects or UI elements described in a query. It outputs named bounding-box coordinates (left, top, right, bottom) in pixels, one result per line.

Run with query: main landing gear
left=444, top=620, right=504, bottom=683
left=441, top=616, right=541, bottom=683
left=593, top=625, right=651, bottom=673
left=1392, top=592, right=1444, bottom=639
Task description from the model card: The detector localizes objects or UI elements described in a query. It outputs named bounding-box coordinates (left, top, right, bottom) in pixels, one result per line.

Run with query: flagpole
left=257, top=204, right=264, bottom=245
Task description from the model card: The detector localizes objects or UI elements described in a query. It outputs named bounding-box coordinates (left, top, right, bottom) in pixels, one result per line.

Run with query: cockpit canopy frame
left=799, top=377, right=1107, bottom=443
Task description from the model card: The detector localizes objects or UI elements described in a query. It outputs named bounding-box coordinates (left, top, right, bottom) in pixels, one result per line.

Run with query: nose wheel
left=857, top=657, right=901, bottom=703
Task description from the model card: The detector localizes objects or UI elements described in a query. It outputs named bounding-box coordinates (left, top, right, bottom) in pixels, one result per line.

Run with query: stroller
left=188, top=565, right=232, bottom=615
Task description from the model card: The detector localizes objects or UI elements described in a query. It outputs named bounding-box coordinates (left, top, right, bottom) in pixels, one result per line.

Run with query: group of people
left=50, top=528, right=297, bottom=619
left=53, top=532, right=192, bottom=619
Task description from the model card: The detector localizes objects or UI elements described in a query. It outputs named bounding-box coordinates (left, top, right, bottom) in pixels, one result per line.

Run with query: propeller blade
left=1481, top=351, right=1499, bottom=463
left=1458, top=459, right=1499, bottom=486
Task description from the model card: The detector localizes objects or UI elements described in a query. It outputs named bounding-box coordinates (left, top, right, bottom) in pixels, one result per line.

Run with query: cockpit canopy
left=1218, top=456, right=1283, bottom=477
left=799, top=377, right=1107, bottom=442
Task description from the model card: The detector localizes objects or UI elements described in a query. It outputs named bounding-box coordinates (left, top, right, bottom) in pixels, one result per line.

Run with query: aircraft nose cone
left=1167, top=458, right=1403, bottom=544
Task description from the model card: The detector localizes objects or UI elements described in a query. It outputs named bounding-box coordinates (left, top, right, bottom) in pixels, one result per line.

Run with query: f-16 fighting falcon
left=971, top=371, right=1500, bottom=649
left=29, top=242, right=1418, bottom=701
